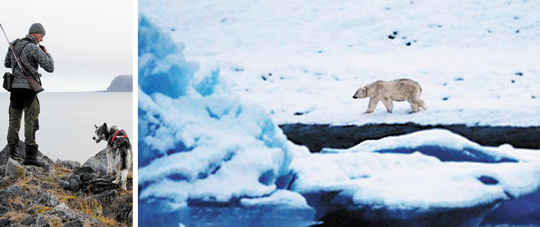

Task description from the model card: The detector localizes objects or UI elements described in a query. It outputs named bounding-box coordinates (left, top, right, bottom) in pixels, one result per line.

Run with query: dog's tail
left=120, top=145, right=132, bottom=169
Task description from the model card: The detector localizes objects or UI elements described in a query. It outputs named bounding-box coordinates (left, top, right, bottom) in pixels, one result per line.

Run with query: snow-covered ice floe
left=294, top=130, right=540, bottom=225
left=138, top=14, right=540, bottom=227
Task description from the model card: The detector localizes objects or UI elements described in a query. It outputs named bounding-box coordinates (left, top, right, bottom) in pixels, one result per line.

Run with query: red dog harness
left=111, top=129, right=129, bottom=144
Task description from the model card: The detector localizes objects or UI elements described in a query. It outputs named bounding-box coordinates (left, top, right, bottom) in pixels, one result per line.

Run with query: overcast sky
left=0, top=0, right=133, bottom=92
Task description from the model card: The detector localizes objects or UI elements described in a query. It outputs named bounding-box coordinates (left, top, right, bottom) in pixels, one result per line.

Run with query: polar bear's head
left=353, top=87, right=368, bottom=99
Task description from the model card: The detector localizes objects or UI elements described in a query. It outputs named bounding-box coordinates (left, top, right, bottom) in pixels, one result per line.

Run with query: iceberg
left=138, top=15, right=312, bottom=226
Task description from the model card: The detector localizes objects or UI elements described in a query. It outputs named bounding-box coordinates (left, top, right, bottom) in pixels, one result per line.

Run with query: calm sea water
left=0, top=92, right=133, bottom=163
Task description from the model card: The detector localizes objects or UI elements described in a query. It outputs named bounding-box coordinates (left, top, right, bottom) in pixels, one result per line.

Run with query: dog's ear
left=95, top=124, right=98, bottom=129
left=102, top=122, right=107, bottom=129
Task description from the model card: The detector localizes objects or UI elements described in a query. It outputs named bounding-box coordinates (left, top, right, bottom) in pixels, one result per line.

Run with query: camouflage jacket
left=4, top=34, right=54, bottom=90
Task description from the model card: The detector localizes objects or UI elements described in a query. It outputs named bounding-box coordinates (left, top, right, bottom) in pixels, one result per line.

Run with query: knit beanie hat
left=29, top=23, right=46, bottom=35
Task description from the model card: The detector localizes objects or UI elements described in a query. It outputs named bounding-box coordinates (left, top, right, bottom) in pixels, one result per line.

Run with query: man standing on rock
left=4, top=23, right=54, bottom=166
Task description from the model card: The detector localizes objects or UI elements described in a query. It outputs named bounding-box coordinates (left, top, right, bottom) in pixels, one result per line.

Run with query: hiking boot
left=8, top=143, right=23, bottom=162
left=23, top=144, right=44, bottom=166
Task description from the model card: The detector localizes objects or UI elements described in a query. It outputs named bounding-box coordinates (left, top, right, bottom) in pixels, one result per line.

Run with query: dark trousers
left=7, top=88, right=40, bottom=146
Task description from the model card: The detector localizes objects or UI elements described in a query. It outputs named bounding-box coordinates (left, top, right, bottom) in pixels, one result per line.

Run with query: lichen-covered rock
left=33, top=191, right=59, bottom=207
left=60, top=174, right=81, bottom=192
left=0, top=190, right=15, bottom=203
left=55, top=160, right=81, bottom=171
left=0, top=219, right=10, bottom=227
left=81, top=177, right=119, bottom=194
left=5, top=159, right=25, bottom=179
left=26, top=179, right=40, bottom=186
left=74, top=166, right=95, bottom=175
left=22, top=214, right=50, bottom=227
left=22, top=214, right=38, bottom=226
left=61, top=219, right=84, bottom=227
left=106, top=193, right=133, bottom=224
left=25, top=179, right=54, bottom=190
left=36, top=214, right=50, bottom=227
left=89, top=190, right=118, bottom=207
left=25, top=164, right=50, bottom=178
left=79, top=172, right=98, bottom=183
left=7, top=185, right=23, bottom=197
left=48, top=203, right=99, bottom=226
left=50, top=203, right=76, bottom=221
left=10, top=202, right=23, bottom=212
left=0, top=204, right=12, bottom=217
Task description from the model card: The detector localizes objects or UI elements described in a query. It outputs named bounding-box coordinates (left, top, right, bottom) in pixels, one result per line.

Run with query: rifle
left=0, top=24, right=44, bottom=93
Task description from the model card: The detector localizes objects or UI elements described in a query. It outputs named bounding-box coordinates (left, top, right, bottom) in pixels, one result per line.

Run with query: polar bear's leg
left=418, top=99, right=426, bottom=110
left=366, top=98, right=379, bottom=113
left=381, top=98, right=393, bottom=113
left=411, top=99, right=426, bottom=112
left=409, top=101, right=420, bottom=113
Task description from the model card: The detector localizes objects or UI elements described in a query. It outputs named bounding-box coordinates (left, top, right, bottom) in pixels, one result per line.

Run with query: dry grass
left=15, top=166, right=26, bottom=180
left=59, top=195, right=79, bottom=210
left=33, top=205, right=53, bottom=214
left=1, top=211, right=26, bottom=223
left=79, top=198, right=117, bottom=227
left=119, top=189, right=133, bottom=197
left=7, top=194, right=23, bottom=206
left=59, top=195, right=77, bottom=204
left=46, top=216, right=64, bottom=227
left=44, top=176, right=58, bottom=184
left=52, top=166, right=71, bottom=180
left=53, top=166, right=71, bottom=174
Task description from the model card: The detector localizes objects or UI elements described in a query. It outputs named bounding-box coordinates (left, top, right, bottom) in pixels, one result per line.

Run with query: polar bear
left=353, top=78, right=426, bottom=113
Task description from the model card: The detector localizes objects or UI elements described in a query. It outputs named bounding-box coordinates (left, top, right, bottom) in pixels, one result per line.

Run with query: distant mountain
left=106, top=75, right=133, bottom=92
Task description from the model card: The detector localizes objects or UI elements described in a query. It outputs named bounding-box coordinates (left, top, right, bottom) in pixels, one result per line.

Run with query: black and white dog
left=92, top=123, right=132, bottom=191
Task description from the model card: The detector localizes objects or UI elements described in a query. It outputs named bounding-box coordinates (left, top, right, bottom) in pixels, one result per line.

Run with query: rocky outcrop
left=0, top=141, right=53, bottom=166
left=90, top=190, right=118, bottom=207
left=0, top=142, right=133, bottom=226
left=0, top=178, right=103, bottom=226
left=82, top=148, right=133, bottom=175
left=81, top=149, right=109, bottom=175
